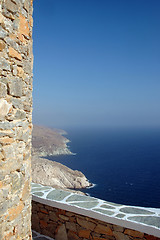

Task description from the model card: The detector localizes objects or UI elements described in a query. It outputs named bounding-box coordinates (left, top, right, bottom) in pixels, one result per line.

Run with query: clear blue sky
left=33, top=0, right=160, bottom=129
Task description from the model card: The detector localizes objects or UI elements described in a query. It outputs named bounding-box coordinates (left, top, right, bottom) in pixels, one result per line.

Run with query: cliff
left=32, top=156, right=91, bottom=189
left=32, top=125, right=91, bottom=190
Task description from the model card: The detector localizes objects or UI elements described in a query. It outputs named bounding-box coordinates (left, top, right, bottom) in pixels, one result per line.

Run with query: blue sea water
left=47, top=128, right=160, bottom=208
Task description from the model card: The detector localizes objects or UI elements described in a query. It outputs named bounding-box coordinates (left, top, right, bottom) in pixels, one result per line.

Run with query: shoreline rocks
left=32, top=156, right=92, bottom=190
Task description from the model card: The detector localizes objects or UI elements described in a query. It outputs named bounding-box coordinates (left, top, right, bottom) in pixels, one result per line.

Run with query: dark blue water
left=47, top=128, right=160, bottom=208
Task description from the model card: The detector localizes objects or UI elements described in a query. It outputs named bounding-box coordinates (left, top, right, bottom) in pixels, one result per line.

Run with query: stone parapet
left=32, top=201, right=160, bottom=240
left=0, top=0, right=33, bottom=239
left=31, top=183, right=160, bottom=240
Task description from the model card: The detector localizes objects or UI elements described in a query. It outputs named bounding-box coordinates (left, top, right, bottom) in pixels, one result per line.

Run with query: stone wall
left=32, top=201, right=160, bottom=240
left=0, top=0, right=33, bottom=239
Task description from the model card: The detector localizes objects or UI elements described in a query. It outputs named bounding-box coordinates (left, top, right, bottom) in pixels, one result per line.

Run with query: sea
left=47, top=127, right=160, bottom=208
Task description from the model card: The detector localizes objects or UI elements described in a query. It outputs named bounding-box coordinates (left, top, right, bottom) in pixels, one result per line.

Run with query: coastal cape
left=32, top=125, right=91, bottom=190
left=32, top=125, right=73, bottom=157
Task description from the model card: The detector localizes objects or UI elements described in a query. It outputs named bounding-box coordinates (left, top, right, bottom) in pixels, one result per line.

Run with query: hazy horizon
left=33, top=0, right=160, bottom=130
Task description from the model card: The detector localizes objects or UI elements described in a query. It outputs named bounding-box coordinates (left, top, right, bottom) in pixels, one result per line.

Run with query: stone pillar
left=0, top=0, right=33, bottom=239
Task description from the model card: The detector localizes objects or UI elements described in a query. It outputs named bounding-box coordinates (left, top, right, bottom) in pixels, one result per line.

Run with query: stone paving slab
left=31, top=182, right=160, bottom=236
left=32, top=230, right=54, bottom=240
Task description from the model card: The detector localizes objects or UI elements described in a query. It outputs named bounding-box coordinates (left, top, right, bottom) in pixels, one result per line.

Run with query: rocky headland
left=32, top=125, right=91, bottom=191
left=32, top=125, right=73, bottom=157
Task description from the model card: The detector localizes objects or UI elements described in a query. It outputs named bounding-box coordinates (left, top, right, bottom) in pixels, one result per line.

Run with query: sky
left=33, top=0, right=160, bottom=129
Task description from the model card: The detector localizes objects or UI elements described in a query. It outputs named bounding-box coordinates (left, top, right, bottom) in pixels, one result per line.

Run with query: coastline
left=32, top=125, right=92, bottom=193
left=32, top=125, right=76, bottom=157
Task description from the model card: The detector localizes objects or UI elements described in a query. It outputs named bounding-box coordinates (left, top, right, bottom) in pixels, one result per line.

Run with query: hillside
left=32, top=125, right=73, bottom=156
left=32, top=125, right=91, bottom=190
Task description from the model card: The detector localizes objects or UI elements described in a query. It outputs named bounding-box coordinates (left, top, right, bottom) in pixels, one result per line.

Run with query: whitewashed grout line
left=60, top=193, right=74, bottom=203
left=32, top=230, right=55, bottom=239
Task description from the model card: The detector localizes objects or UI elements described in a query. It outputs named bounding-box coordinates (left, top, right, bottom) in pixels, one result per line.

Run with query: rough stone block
left=0, top=40, right=6, bottom=51
left=0, top=12, right=4, bottom=24
left=19, top=14, right=30, bottom=37
left=49, top=211, right=58, bottom=222
left=0, top=129, right=14, bottom=138
left=68, top=230, right=79, bottom=240
left=24, top=0, right=30, bottom=12
left=5, top=201, right=24, bottom=221
left=92, top=236, right=111, bottom=240
left=32, top=214, right=41, bottom=232
left=66, top=222, right=77, bottom=232
left=0, top=137, right=14, bottom=145
left=55, top=224, right=68, bottom=240
left=40, top=208, right=49, bottom=215
left=13, top=18, right=20, bottom=31
left=23, top=60, right=32, bottom=74
left=113, top=231, right=131, bottom=240
left=0, top=82, right=7, bottom=98
left=0, top=181, right=3, bottom=188
left=12, top=65, right=18, bottom=76
left=124, top=229, right=144, bottom=238
left=23, top=102, right=32, bottom=112
left=65, top=211, right=75, bottom=217
left=10, top=172, right=23, bottom=193
left=113, top=225, right=124, bottom=232
left=38, top=212, right=48, bottom=221
left=0, top=99, right=12, bottom=120
left=12, top=97, right=23, bottom=109
left=0, top=121, right=13, bottom=130
left=0, top=57, right=11, bottom=71
left=2, top=18, right=12, bottom=33
left=9, top=47, right=22, bottom=60
left=5, top=37, right=19, bottom=51
left=40, top=220, right=48, bottom=228
left=8, top=79, right=23, bottom=97
left=95, top=224, right=113, bottom=236
left=0, top=200, right=9, bottom=216
left=78, top=229, right=91, bottom=239
left=29, top=16, right=33, bottom=27
left=2, top=144, right=15, bottom=159
left=59, top=214, right=69, bottom=221
left=21, top=180, right=30, bottom=201
left=1, top=8, right=15, bottom=20
left=0, top=26, right=8, bottom=39
left=14, top=109, right=26, bottom=120
left=17, top=66, right=24, bottom=78
left=77, top=217, right=96, bottom=231
left=145, top=235, right=160, bottom=240
left=5, top=0, right=19, bottom=13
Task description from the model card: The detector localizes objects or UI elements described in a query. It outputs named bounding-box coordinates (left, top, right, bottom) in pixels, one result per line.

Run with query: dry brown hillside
left=32, top=125, right=72, bottom=156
